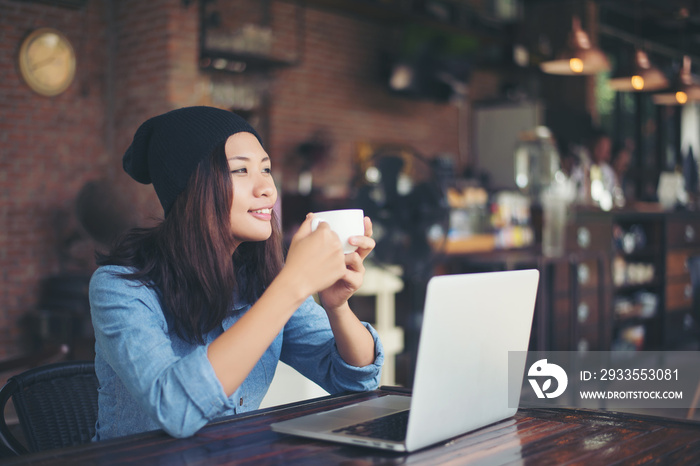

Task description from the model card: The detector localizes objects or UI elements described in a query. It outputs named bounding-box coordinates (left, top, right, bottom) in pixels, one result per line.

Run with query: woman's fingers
left=348, top=216, right=375, bottom=260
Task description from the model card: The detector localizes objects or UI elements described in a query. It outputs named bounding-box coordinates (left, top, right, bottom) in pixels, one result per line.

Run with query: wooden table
left=5, top=386, right=700, bottom=465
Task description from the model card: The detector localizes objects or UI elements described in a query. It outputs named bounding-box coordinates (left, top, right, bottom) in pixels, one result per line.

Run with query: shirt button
left=239, top=397, right=243, bottom=406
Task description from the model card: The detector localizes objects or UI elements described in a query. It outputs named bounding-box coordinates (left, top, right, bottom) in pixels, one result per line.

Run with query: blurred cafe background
left=2, top=0, right=700, bottom=393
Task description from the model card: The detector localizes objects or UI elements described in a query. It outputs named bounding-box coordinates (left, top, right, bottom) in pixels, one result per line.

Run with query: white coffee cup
left=311, top=209, right=364, bottom=254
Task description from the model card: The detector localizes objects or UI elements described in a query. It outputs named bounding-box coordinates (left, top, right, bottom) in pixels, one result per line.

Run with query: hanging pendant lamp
left=608, top=49, right=669, bottom=92
left=540, top=16, right=611, bottom=75
left=652, top=56, right=700, bottom=105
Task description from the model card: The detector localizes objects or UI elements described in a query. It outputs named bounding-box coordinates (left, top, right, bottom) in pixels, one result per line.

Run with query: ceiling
left=597, top=0, right=700, bottom=59
left=298, top=1, right=699, bottom=65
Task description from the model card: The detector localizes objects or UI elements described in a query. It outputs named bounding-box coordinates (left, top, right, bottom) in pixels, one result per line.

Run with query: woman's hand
left=284, top=215, right=377, bottom=368
left=280, top=214, right=348, bottom=300
left=318, top=216, right=375, bottom=311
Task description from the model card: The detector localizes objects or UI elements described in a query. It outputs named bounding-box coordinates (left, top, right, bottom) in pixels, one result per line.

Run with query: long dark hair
left=97, top=143, right=284, bottom=344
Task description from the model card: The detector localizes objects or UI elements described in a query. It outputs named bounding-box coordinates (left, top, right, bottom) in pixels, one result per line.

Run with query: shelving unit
left=435, top=209, right=700, bottom=353
left=664, top=213, right=700, bottom=350
left=197, top=0, right=302, bottom=74
left=195, top=0, right=303, bottom=142
left=609, top=213, right=664, bottom=350
left=570, top=209, right=700, bottom=351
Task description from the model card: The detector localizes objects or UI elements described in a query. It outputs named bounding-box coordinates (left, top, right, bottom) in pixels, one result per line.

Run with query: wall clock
left=18, top=28, right=76, bottom=96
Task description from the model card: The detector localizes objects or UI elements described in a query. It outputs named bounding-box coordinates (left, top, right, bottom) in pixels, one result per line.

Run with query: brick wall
left=0, top=0, right=110, bottom=357
left=109, top=0, right=194, bottom=221
left=269, top=5, right=461, bottom=196
left=0, top=0, right=464, bottom=357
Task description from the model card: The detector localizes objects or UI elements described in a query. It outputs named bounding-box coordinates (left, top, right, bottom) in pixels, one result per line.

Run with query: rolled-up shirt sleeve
left=90, top=266, right=232, bottom=438
left=279, top=296, right=384, bottom=394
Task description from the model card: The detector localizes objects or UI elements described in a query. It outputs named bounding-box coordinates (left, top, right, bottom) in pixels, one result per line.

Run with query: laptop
left=271, top=269, right=540, bottom=452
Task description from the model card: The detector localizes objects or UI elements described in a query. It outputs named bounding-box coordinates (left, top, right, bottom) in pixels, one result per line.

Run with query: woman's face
left=225, top=132, right=277, bottom=248
left=593, top=136, right=612, bottom=164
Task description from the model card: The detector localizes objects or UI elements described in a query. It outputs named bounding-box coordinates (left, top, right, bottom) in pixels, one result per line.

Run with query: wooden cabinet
left=550, top=260, right=572, bottom=351
left=666, top=216, right=700, bottom=248
left=572, top=210, right=700, bottom=351
left=550, top=255, right=611, bottom=351
left=557, top=210, right=666, bottom=350
left=575, top=258, right=608, bottom=351
left=663, top=214, right=700, bottom=349
left=665, top=249, right=696, bottom=311
left=555, top=211, right=613, bottom=351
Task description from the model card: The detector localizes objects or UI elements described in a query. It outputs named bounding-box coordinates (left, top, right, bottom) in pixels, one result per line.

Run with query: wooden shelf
left=198, top=0, right=302, bottom=75
left=614, top=280, right=661, bottom=292
left=199, top=49, right=296, bottom=73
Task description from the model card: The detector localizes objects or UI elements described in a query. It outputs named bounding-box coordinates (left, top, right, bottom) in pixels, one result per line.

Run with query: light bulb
left=569, top=58, right=584, bottom=73
left=676, top=91, right=688, bottom=105
left=631, top=75, right=644, bottom=90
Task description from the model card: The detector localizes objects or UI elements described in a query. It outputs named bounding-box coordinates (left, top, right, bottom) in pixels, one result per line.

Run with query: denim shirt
left=89, top=265, right=384, bottom=440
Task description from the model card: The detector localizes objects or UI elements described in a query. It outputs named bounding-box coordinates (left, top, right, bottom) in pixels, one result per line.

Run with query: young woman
left=89, top=106, right=383, bottom=440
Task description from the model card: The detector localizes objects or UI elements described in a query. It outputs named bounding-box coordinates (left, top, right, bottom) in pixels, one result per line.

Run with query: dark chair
left=0, top=361, right=98, bottom=455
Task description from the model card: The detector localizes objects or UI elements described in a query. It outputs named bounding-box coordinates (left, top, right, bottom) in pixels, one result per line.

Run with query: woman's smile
left=249, top=207, right=273, bottom=221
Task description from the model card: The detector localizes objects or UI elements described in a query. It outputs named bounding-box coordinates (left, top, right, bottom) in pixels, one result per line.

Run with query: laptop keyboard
left=332, top=410, right=409, bottom=442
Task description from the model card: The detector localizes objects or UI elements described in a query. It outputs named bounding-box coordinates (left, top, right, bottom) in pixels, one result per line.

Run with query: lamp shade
left=608, top=49, right=669, bottom=92
left=653, top=56, right=700, bottom=105
left=540, top=16, right=611, bottom=75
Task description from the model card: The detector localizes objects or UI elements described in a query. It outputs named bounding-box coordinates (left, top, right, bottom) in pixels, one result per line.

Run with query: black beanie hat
left=123, top=106, right=262, bottom=216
